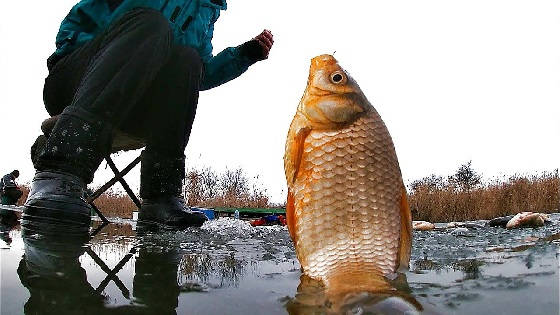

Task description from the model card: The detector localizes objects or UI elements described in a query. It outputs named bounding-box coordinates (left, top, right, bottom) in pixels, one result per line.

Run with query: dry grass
left=92, top=190, right=138, bottom=219
left=409, top=170, right=559, bottom=222
left=15, top=184, right=137, bottom=218
left=93, top=167, right=272, bottom=217
left=184, top=167, right=271, bottom=209
left=16, top=185, right=29, bottom=206
left=15, top=165, right=559, bottom=222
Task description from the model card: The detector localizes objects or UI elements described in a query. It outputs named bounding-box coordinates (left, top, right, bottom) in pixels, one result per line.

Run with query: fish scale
left=292, top=112, right=403, bottom=282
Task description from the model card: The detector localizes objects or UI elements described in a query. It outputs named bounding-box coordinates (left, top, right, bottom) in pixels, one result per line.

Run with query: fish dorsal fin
left=396, top=186, right=412, bottom=271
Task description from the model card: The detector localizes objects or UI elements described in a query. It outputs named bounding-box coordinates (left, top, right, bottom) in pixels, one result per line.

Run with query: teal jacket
left=52, top=0, right=255, bottom=90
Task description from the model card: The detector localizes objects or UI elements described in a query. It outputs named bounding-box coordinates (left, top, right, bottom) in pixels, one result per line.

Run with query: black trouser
left=40, top=8, right=202, bottom=182
left=1, top=187, right=23, bottom=205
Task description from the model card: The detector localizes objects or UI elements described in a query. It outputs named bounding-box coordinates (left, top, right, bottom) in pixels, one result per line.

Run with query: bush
left=184, top=167, right=270, bottom=208
left=16, top=165, right=558, bottom=222
left=409, top=168, right=559, bottom=222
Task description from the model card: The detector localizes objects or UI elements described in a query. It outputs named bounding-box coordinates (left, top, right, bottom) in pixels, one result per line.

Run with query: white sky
left=1, top=1, right=559, bottom=203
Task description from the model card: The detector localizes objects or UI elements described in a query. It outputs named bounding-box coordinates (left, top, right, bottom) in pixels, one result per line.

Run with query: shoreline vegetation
left=15, top=163, right=559, bottom=222
left=408, top=163, right=558, bottom=222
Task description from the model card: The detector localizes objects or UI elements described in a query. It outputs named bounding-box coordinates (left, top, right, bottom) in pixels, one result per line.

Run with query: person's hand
left=253, top=29, right=274, bottom=59
left=240, top=29, right=274, bottom=62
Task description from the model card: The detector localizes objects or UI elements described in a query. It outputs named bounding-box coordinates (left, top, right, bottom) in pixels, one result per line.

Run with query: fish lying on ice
left=283, top=54, right=412, bottom=298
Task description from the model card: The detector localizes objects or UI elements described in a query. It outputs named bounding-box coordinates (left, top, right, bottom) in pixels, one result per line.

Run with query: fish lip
left=308, top=86, right=359, bottom=99
left=308, top=86, right=333, bottom=97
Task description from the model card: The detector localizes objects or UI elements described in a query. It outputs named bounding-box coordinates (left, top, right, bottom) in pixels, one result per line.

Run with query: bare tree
left=409, top=174, right=446, bottom=193
left=183, top=166, right=271, bottom=208
left=448, top=161, right=482, bottom=191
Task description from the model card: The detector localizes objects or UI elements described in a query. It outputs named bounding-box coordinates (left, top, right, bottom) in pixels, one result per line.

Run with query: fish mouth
left=308, top=86, right=355, bottom=98
left=308, top=86, right=360, bottom=101
left=308, top=86, right=334, bottom=97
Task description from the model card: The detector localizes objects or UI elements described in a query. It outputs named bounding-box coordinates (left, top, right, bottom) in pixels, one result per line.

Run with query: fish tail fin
left=326, top=269, right=392, bottom=297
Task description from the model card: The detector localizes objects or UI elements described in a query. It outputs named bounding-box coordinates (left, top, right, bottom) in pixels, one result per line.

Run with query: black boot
left=23, top=107, right=111, bottom=233
left=139, top=150, right=207, bottom=227
left=19, top=224, right=100, bottom=314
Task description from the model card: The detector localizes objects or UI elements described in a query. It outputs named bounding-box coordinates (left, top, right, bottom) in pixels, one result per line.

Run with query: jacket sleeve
left=54, top=0, right=110, bottom=57
left=198, top=22, right=256, bottom=91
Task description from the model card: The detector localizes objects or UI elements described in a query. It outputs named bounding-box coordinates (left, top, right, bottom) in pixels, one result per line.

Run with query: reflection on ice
left=0, top=213, right=557, bottom=314
left=286, top=274, right=430, bottom=315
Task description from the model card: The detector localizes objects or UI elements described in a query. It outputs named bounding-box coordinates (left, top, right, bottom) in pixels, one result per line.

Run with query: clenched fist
left=240, top=29, right=274, bottom=62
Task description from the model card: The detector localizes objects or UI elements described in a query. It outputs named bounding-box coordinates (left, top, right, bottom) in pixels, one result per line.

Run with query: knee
left=171, top=46, right=202, bottom=78
left=136, top=8, right=170, bottom=34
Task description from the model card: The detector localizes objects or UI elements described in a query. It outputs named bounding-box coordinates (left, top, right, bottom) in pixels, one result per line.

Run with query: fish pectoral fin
left=286, top=189, right=297, bottom=243
left=292, top=127, right=311, bottom=184
left=284, top=114, right=311, bottom=247
left=285, top=125, right=311, bottom=185
left=397, top=186, right=412, bottom=271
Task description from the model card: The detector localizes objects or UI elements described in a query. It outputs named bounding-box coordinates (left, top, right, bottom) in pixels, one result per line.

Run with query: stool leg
left=87, top=156, right=141, bottom=204
left=90, top=202, right=109, bottom=224
left=105, top=156, right=142, bottom=209
left=87, top=155, right=142, bottom=222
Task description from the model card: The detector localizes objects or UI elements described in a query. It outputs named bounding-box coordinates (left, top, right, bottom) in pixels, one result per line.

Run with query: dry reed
left=16, top=184, right=137, bottom=219
left=184, top=167, right=270, bottom=208
left=408, top=170, right=559, bottom=222
left=15, top=165, right=559, bottom=222
left=92, top=190, right=137, bottom=219
left=92, top=167, right=271, bottom=217
left=16, top=185, right=29, bottom=206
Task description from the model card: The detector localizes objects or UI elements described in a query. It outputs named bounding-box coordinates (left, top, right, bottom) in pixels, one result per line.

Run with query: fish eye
left=330, top=72, right=345, bottom=84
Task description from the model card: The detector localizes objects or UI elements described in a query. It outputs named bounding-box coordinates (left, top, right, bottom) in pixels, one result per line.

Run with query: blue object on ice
left=192, top=208, right=215, bottom=220
left=264, top=214, right=278, bottom=224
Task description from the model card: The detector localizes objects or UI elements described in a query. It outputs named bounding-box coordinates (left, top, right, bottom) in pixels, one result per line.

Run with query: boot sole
left=137, top=217, right=206, bottom=229
left=22, top=202, right=92, bottom=235
left=136, top=219, right=179, bottom=232
left=139, top=203, right=208, bottom=228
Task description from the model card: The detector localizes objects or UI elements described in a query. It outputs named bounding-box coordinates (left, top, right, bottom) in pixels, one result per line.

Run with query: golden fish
left=284, top=54, right=412, bottom=296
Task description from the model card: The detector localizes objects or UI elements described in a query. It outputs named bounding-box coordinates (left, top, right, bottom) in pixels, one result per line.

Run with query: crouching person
left=25, top=0, right=274, bottom=230
left=1, top=170, right=23, bottom=206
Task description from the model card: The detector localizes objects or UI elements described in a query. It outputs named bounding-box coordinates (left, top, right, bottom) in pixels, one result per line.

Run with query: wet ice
left=0, top=214, right=557, bottom=314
